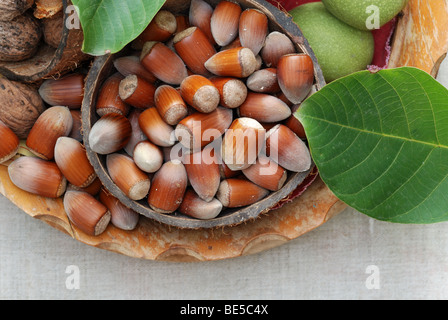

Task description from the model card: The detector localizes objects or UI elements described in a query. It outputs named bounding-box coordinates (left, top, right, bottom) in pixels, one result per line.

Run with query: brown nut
left=106, top=153, right=151, bottom=201
left=221, top=117, right=266, bottom=171
left=266, top=124, right=312, bottom=173
left=246, top=68, right=280, bottom=94
left=96, top=72, right=130, bottom=117
left=140, top=41, right=188, bottom=86
left=123, top=109, right=146, bottom=157
left=63, top=190, right=111, bottom=236
left=0, top=76, right=45, bottom=139
left=69, top=110, right=83, bottom=142
left=147, top=160, right=188, bottom=214
left=175, top=107, right=233, bottom=151
left=138, top=107, right=176, bottom=148
left=38, top=73, right=85, bottom=109
left=189, top=0, right=215, bottom=45
left=8, top=156, right=67, bottom=198
left=284, top=104, right=307, bottom=140
left=0, top=13, right=41, bottom=62
left=205, top=47, right=258, bottom=78
left=178, top=188, right=223, bottom=220
left=26, top=106, right=74, bottom=160
left=183, top=145, right=221, bottom=202
left=132, top=10, right=177, bottom=49
left=209, top=76, right=248, bottom=109
left=237, top=92, right=291, bottom=123
left=260, top=31, right=296, bottom=68
left=99, top=188, right=139, bottom=231
left=239, top=8, right=268, bottom=56
left=277, top=53, right=315, bottom=104
left=41, top=11, right=63, bottom=48
left=210, top=0, right=242, bottom=47
left=180, top=75, right=220, bottom=114
left=113, top=55, right=157, bottom=84
left=54, top=136, right=97, bottom=188
left=119, top=74, right=156, bottom=110
left=173, top=26, right=216, bottom=77
left=0, top=120, right=19, bottom=164
left=242, top=154, right=288, bottom=191
left=216, top=178, right=269, bottom=208
left=133, top=140, right=164, bottom=174
left=154, top=85, right=189, bottom=126
left=88, top=113, right=132, bottom=155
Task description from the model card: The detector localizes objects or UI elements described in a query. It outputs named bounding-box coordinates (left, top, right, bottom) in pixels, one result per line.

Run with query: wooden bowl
left=82, top=0, right=326, bottom=229
left=0, top=0, right=91, bottom=83
left=1, top=0, right=447, bottom=261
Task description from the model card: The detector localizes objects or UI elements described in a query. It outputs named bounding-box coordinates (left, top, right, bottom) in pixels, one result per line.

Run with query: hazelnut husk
left=34, top=0, right=63, bottom=19
left=0, top=13, right=42, bottom=62
left=0, top=76, right=46, bottom=139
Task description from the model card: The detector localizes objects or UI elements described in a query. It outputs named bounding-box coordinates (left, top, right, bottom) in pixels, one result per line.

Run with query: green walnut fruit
left=289, top=2, right=374, bottom=82
left=321, top=0, right=408, bottom=31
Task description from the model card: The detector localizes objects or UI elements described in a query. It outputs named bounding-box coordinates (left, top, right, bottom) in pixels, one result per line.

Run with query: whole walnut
left=0, top=13, right=42, bottom=62
left=0, top=0, right=34, bottom=21
left=0, top=76, right=46, bottom=139
left=42, top=11, right=63, bottom=48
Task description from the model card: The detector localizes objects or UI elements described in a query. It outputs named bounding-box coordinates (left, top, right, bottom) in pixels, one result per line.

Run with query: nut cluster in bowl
left=84, top=0, right=318, bottom=229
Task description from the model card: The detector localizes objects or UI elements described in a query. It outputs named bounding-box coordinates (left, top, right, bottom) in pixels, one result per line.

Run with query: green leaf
left=297, top=67, right=448, bottom=224
left=71, top=0, right=166, bottom=56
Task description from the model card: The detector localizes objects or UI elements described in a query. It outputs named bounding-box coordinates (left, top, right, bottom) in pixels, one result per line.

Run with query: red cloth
left=369, top=19, right=395, bottom=70
left=266, top=0, right=396, bottom=70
